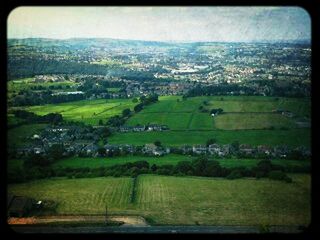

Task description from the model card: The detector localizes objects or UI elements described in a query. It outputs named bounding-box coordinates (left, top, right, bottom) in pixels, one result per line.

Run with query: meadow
left=109, top=128, right=311, bottom=147
left=50, top=154, right=310, bottom=171
left=125, top=95, right=309, bottom=131
left=22, top=98, right=137, bottom=125
left=8, top=174, right=311, bottom=226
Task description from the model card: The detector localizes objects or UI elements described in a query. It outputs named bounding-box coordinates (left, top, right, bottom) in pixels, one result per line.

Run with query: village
left=12, top=124, right=311, bottom=160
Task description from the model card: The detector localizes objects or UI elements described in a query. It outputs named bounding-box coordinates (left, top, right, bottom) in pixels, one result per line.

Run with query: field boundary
left=130, top=176, right=139, bottom=203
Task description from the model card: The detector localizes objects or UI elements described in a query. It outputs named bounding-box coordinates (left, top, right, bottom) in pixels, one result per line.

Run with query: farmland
left=16, top=98, right=137, bottom=125
left=110, top=95, right=311, bottom=146
left=49, top=154, right=310, bottom=172
left=109, top=128, right=311, bottom=147
left=8, top=174, right=311, bottom=226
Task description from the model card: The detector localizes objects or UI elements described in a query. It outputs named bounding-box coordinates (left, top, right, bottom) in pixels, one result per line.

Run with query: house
left=180, top=145, right=193, bottom=154
left=83, top=143, right=99, bottom=156
left=239, top=144, right=255, bottom=155
left=33, top=147, right=45, bottom=155
left=208, top=144, right=222, bottom=155
left=142, top=144, right=168, bottom=156
left=7, top=195, right=34, bottom=218
left=222, top=144, right=231, bottom=156
left=192, top=145, right=207, bottom=154
left=272, top=145, right=290, bottom=158
left=133, top=125, right=146, bottom=132
left=147, top=124, right=162, bottom=131
left=119, top=144, right=135, bottom=154
left=119, top=126, right=132, bottom=132
left=257, top=145, right=272, bottom=155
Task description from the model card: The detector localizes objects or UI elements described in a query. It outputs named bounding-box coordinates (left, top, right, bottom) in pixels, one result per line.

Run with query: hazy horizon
left=8, top=7, right=311, bottom=43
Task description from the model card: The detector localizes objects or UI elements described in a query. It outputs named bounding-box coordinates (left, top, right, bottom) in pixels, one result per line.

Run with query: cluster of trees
left=185, top=81, right=309, bottom=98
left=186, top=84, right=254, bottom=97
left=13, top=110, right=63, bottom=124
left=9, top=157, right=298, bottom=184
left=134, top=95, right=159, bottom=113
left=11, top=89, right=85, bottom=106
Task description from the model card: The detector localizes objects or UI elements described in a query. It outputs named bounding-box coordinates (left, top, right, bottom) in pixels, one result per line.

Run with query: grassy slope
left=8, top=174, right=311, bottom=226
left=112, top=95, right=310, bottom=145
left=22, top=98, right=136, bottom=125
left=7, top=123, right=47, bottom=148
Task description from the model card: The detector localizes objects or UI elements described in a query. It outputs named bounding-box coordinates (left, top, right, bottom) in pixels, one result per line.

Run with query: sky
left=7, top=7, right=311, bottom=42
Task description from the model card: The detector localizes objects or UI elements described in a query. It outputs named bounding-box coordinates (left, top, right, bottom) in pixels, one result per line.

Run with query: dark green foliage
left=206, top=138, right=217, bottom=146
left=268, top=170, right=292, bottom=182
left=226, top=169, right=243, bottom=179
left=154, top=140, right=162, bottom=147
left=122, top=108, right=131, bottom=117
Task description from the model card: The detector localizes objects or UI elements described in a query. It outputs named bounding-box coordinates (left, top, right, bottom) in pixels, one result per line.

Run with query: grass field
left=127, top=112, right=192, bottom=130
left=50, top=154, right=310, bottom=171
left=214, top=113, right=298, bottom=130
left=8, top=177, right=133, bottom=214
left=52, top=154, right=192, bottom=169
left=124, top=95, right=309, bottom=131
left=109, top=128, right=311, bottom=147
left=8, top=174, right=311, bottom=226
left=7, top=123, right=47, bottom=148
left=21, top=98, right=137, bottom=125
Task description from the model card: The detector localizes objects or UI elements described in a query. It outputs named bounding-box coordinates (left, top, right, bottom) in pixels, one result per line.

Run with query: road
left=10, top=225, right=304, bottom=234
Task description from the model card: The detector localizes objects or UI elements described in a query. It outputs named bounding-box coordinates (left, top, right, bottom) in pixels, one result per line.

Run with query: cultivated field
left=8, top=177, right=133, bottom=214
left=8, top=174, right=311, bottom=226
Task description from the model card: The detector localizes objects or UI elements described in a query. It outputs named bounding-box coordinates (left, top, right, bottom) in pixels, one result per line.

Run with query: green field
left=214, top=113, right=298, bottom=130
left=50, top=154, right=310, bottom=171
left=52, top=154, right=191, bottom=169
left=7, top=123, right=47, bottom=148
left=109, top=128, right=311, bottom=147
left=127, top=112, right=192, bottom=130
left=8, top=174, right=311, bottom=226
left=124, top=95, right=310, bottom=131
left=19, top=98, right=137, bottom=125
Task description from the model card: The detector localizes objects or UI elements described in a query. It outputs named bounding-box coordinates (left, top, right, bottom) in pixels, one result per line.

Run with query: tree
left=134, top=103, right=144, bottom=113
left=206, top=138, right=217, bottom=146
left=98, top=119, right=103, bottom=125
left=122, top=108, right=131, bottom=117
left=98, top=147, right=106, bottom=156
left=174, top=161, right=193, bottom=175
left=48, top=144, right=65, bottom=161
left=132, top=98, right=138, bottom=103
left=154, top=140, right=162, bottom=147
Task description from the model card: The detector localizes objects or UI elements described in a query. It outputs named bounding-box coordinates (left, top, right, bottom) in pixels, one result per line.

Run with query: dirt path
left=8, top=215, right=149, bottom=227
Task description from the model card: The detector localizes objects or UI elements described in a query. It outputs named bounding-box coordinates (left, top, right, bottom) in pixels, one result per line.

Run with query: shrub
left=268, top=170, right=292, bottom=182
left=226, top=169, right=243, bottom=179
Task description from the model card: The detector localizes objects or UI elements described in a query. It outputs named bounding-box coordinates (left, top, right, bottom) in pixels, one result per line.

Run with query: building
left=192, top=145, right=207, bottom=155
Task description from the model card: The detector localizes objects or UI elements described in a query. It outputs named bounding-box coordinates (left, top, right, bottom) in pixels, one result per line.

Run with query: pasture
left=23, top=98, right=137, bottom=125
left=50, top=154, right=310, bottom=171
left=52, top=154, right=191, bottom=169
left=8, top=174, right=311, bottom=226
left=214, top=113, right=298, bottom=130
left=109, top=128, right=311, bottom=147
left=124, top=95, right=310, bottom=131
